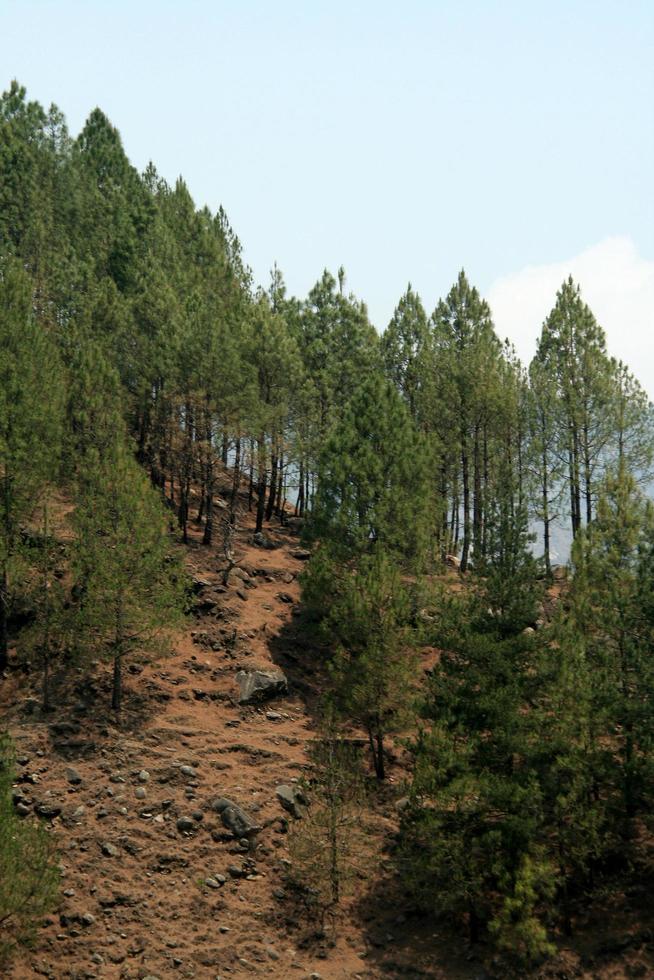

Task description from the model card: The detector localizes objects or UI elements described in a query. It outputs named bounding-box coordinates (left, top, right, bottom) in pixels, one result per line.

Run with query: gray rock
left=176, top=816, right=195, bottom=833
left=252, top=531, right=277, bottom=550
left=276, top=784, right=307, bottom=819
left=236, top=668, right=288, bottom=705
left=205, top=876, right=223, bottom=889
left=228, top=863, right=246, bottom=878
left=213, top=798, right=261, bottom=839
left=65, top=767, right=82, bottom=785
left=35, top=803, right=62, bottom=820
left=101, top=841, right=119, bottom=857
left=179, top=765, right=197, bottom=778
left=80, top=912, right=95, bottom=927
left=290, top=548, right=311, bottom=561
left=15, top=801, right=31, bottom=817
left=135, top=787, right=147, bottom=800
left=137, top=770, right=150, bottom=783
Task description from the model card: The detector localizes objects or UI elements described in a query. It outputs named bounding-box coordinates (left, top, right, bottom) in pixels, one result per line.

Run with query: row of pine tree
left=2, top=80, right=654, bottom=963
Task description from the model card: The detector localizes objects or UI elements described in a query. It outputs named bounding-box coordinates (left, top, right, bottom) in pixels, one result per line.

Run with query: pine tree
left=309, top=372, right=431, bottom=566
left=72, top=440, right=185, bottom=711
left=322, top=551, right=417, bottom=780
left=287, top=713, right=364, bottom=926
left=0, top=259, right=63, bottom=672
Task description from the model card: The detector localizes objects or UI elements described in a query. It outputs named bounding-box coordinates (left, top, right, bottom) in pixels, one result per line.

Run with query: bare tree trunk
left=255, top=437, right=267, bottom=534
left=0, top=565, right=8, bottom=674
left=230, top=437, right=241, bottom=511
left=266, top=447, right=278, bottom=522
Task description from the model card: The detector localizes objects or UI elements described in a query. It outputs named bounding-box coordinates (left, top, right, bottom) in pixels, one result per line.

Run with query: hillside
left=1, top=479, right=653, bottom=980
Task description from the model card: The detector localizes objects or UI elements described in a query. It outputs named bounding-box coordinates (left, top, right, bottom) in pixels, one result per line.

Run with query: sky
left=1, top=1, right=653, bottom=389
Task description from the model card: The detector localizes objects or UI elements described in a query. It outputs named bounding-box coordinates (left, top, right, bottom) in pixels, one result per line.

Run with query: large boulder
left=213, top=798, right=261, bottom=840
left=276, top=784, right=308, bottom=819
left=236, top=669, right=288, bottom=705
left=252, top=531, right=278, bottom=550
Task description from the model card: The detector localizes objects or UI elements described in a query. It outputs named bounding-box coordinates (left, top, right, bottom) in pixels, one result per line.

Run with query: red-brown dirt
left=2, top=488, right=654, bottom=979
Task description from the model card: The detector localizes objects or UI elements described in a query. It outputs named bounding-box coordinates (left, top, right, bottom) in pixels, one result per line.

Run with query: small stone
left=176, top=816, right=195, bottom=833
left=15, top=801, right=31, bottom=816
left=179, top=765, right=197, bottom=778
left=138, top=770, right=150, bottom=783
left=266, top=711, right=282, bottom=721
left=228, top=864, right=246, bottom=878
left=135, top=787, right=147, bottom=800
left=205, top=877, right=222, bottom=889
left=81, top=912, right=95, bottom=927
left=101, top=841, right=119, bottom=857
left=192, top=810, right=203, bottom=822
left=65, top=767, right=82, bottom=786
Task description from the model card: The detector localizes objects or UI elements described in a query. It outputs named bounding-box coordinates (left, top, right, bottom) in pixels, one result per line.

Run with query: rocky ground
left=2, top=493, right=479, bottom=980
left=2, top=491, right=654, bottom=979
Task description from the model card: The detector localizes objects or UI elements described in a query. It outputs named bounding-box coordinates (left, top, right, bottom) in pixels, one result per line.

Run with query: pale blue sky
left=1, top=1, right=653, bottom=381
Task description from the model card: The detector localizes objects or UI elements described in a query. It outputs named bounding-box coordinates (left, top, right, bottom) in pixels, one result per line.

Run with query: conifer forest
left=2, top=80, right=654, bottom=978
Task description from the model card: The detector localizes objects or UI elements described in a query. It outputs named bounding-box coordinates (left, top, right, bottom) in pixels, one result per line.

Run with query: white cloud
left=487, top=237, right=654, bottom=398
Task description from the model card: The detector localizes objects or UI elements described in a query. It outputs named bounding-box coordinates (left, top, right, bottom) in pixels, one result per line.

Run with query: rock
left=135, top=787, right=147, bottom=800
left=228, top=863, right=246, bottom=878
left=179, top=765, right=197, bottom=778
left=80, top=912, right=95, bottom=927
left=290, top=548, right=311, bottom=561
left=213, top=798, right=261, bottom=839
left=266, top=711, right=282, bottom=721
left=276, top=592, right=294, bottom=604
left=35, top=803, right=62, bottom=820
left=192, top=576, right=212, bottom=593
left=137, top=770, right=150, bottom=783
left=445, top=553, right=461, bottom=569
left=253, top=531, right=278, bottom=550
left=65, top=767, right=82, bottom=786
left=101, top=841, right=119, bottom=857
left=205, top=876, right=223, bottom=889
left=192, top=810, right=204, bottom=822
left=236, top=669, right=288, bottom=705
left=276, top=784, right=307, bottom=819
left=176, top=816, right=195, bottom=833
left=15, top=801, right=31, bottom=816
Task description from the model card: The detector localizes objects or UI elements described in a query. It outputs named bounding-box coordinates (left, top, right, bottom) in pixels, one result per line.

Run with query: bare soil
left=2, top=489, right=654, bottom=979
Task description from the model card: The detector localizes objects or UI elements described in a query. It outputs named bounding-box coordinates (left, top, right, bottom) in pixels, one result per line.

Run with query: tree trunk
left=203, top=416, right=214, bottom=546
left=230, top=437, right=241, bottom=511
left=296, top=460, right=304, bottom=517
left=266, top=449, right=278, bottom=522
left=112, top=654, right=122, bottom=712
left=460, top=436, right=471, bottom=573
left=255, top=438, right=267, bottom=534
left=0, top=565, right=8, bottom=674
left=472, top=423, right=482, bottom=561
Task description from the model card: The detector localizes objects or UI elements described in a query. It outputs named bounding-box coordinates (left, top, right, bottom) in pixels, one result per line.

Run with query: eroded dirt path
left=5, top=505, right=459, bottom=980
